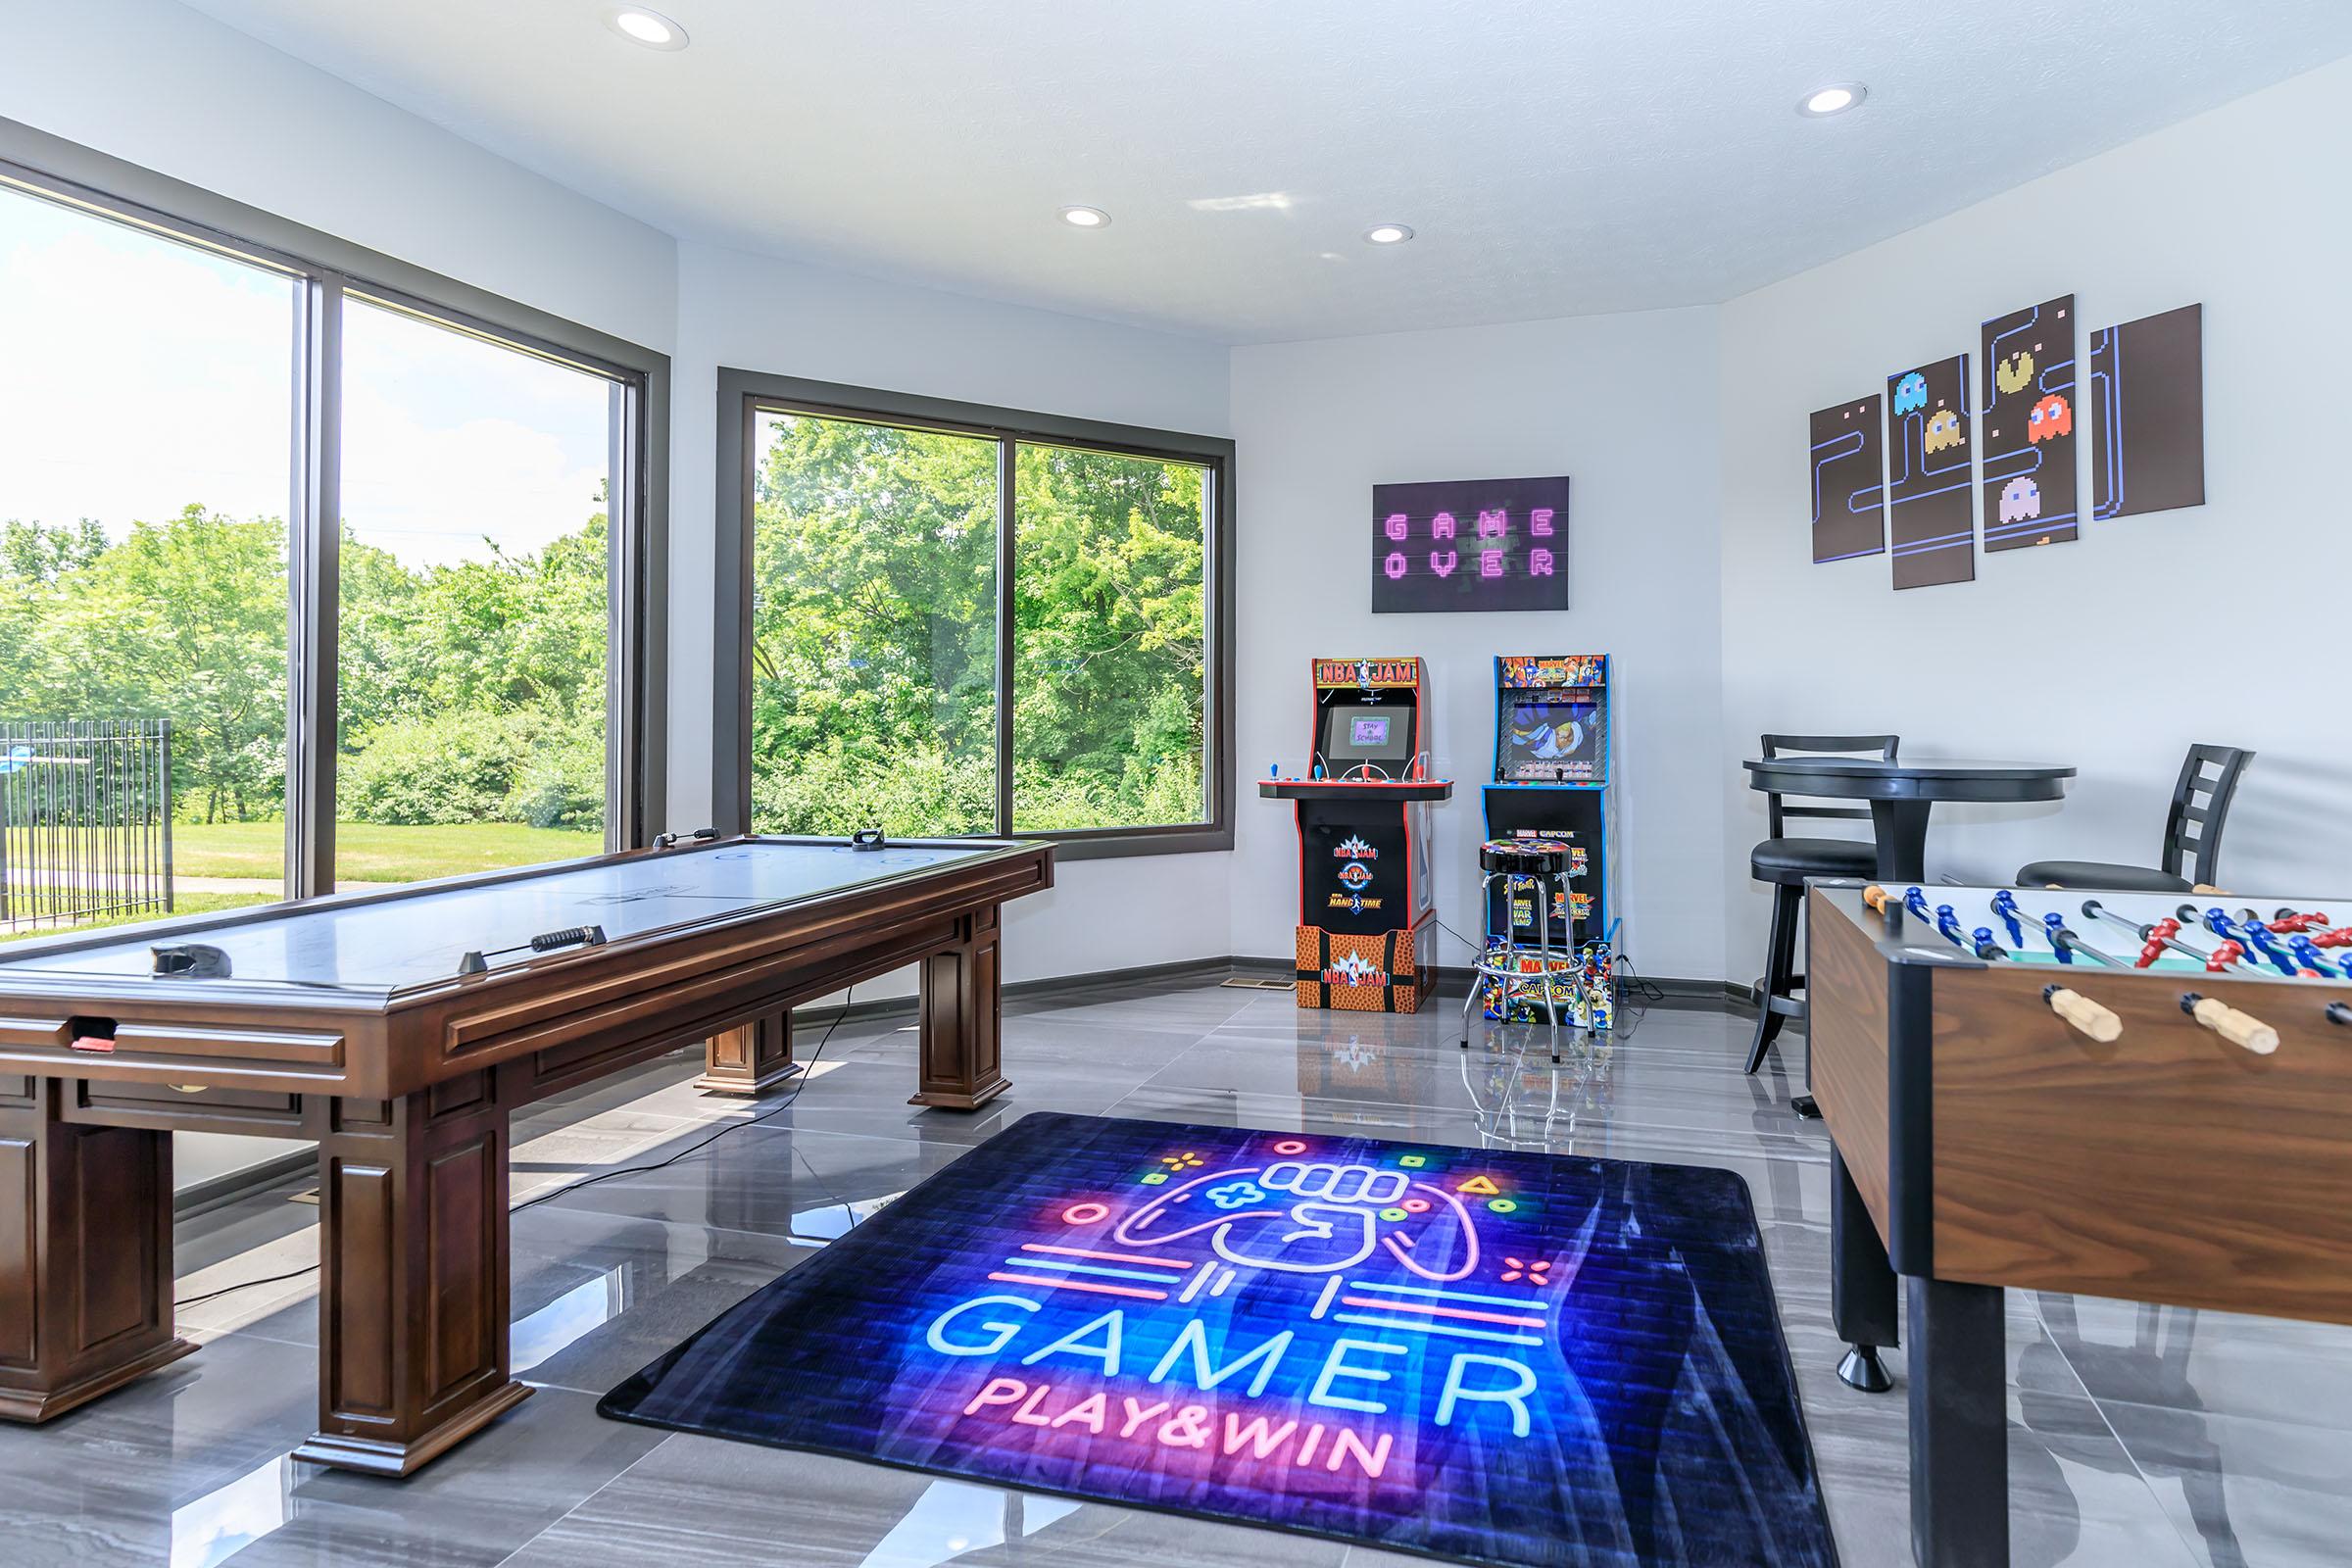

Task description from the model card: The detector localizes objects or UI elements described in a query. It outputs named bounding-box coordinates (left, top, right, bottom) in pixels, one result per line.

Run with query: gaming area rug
left=600, top=1112, right=1837, bottom=1568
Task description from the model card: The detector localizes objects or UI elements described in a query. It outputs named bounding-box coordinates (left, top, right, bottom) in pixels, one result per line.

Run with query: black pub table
left=1740, top=757, right=2075, bottom=882
left=1740, top=756, right=2075, bottom=1117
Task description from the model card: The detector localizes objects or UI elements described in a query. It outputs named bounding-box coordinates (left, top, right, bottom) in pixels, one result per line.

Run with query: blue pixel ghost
left=1893, top=371, right=1929, bottom=414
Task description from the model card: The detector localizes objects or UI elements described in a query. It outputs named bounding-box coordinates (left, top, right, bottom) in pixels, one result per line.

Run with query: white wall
left=1716, top=56, right=2352, bottom=979
left=666, top=240, right=1238, bottom=987
left=1229, top=309, right=1727, bottom=981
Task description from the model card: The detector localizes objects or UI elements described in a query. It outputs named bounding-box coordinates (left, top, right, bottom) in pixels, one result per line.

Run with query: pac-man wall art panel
left=1980, top=295, right=2079, bottom=552
left=1809, top=394, right=1886, bottom=564
left=1886, top=354, right=1975, bottom=590
left=2090, top=303, right=2205, bottom=520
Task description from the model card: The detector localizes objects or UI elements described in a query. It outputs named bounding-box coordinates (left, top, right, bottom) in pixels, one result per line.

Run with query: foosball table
left=1807, top=879, right=2352, bottom=1568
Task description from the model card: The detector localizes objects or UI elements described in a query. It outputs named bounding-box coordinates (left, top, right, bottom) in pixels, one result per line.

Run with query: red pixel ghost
left=2028, top=393, right=2072, bottom=443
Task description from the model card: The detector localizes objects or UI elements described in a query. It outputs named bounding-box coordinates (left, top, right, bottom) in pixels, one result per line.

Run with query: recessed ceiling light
left=1364, top=223, right=1414, bottom=245
left=1058, top=205, right=1110, bottom=228
left=604, top=6, right=688, bottom=49
left=1798, top=82, right=1866, bottom=117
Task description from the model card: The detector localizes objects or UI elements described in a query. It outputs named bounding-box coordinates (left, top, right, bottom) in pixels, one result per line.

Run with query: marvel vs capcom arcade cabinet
left=1479, top=655, right=1620, bottom=1027
left=1260, top=658, right=1453, bottom=1011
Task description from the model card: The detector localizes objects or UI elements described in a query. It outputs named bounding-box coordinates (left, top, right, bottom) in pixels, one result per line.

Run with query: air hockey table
left=0, top=832, right=1051, bottom=1475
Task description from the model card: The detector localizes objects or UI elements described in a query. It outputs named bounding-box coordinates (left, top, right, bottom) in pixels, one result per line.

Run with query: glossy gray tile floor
left=6, top=981, right=2346, bottom=1566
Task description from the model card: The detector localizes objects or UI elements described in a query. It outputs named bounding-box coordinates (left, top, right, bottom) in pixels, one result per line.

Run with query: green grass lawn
left=0, top=890, right=270, bottom=945
left=172, top=820, right=604, bottom=882
left=2, top=822, right=607, bottom=944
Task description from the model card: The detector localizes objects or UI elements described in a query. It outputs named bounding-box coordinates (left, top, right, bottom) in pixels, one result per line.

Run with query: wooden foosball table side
left=1807, top=876, right=2352, bottom=1567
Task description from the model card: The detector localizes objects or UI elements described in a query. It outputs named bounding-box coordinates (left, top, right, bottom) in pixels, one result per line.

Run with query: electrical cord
left=172, top=986, right=861, bottom=1310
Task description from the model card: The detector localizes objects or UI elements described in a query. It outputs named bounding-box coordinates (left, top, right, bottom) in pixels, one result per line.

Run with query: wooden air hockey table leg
left=299, top=1076, right=531, bottom=1475
left=0, top=1078, right=197, bottom=1423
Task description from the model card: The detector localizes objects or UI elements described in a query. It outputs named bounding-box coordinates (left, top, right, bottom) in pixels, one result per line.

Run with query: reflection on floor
left=7, top=982, right=2347, bottom=1567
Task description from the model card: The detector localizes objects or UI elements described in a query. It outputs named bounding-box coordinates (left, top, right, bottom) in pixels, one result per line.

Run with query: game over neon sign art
left=602, top=1113, right=1834, bottom=1566
left=1372, top=475, right=1571, bottom=614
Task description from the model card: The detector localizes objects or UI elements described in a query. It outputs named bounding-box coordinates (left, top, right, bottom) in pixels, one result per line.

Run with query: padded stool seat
left=2016, top=858, right=2192, bottom=895
left=1749, top=836, right=1878, bottom=885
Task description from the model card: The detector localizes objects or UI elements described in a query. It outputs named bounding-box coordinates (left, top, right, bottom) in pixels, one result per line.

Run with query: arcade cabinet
left=1260, top=658, right=1453, bottom=1011
left=1480, top=654, right=1620, bottom=1027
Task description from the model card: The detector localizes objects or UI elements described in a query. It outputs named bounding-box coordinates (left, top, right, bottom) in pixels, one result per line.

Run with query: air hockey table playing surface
left=0, top=835, right=1016, bottom=996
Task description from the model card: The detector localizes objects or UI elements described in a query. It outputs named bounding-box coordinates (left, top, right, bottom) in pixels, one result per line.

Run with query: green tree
left=24, top=506, right=288, bottom=821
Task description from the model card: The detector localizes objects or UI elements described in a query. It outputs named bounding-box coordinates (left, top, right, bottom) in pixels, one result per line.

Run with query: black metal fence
left=0, top=719, right=173, bottom=934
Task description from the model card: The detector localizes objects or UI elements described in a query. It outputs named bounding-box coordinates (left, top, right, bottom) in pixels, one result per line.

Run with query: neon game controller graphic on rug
left=1994, top=351, right=2034, bottom=396
left=1892, top=371, right=1929, bottom=414
left=2029, top=393, right=2072, bottom=442
left=1998, top=476, right=2041, bottom=523
left=1114, top=1158, right=1482, bottom=1279
left=1924, top=408, right=1964, bottom=453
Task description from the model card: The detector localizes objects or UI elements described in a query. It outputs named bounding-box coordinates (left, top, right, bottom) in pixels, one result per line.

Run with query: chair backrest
left=2162, top=744, right=2253, bottom=886
left=1760, top=733, right=1900, bottom=839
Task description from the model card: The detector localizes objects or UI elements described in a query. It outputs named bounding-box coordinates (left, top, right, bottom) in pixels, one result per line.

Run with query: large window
left=730, top=380, right=1230, bottom=856
left=0, top=133, right=664, bottom=939
left=336, top=299, right=618, bottom=884
left=0, top=179, right=294, bottom=935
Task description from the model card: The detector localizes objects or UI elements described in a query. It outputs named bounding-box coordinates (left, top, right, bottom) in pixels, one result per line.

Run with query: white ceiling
left=181, top=0, right=2352, bottom=343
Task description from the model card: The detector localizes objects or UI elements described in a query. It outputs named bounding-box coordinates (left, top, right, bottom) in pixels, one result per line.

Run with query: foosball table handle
left=2182, top=994, right=2279, bottom=1054
left=2042, top=985, right=2121, bottom=1043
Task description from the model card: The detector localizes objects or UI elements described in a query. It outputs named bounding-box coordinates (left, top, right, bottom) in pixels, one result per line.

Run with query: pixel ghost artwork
left=1924, top=408, right=1964, bottom=454
left=1998, top=476, right=2041, bottom=523
left=2028, top=393, right=2072, bottom=443
left=1995, top=352, right=2034, bottom=396
left=1893, top=372, right=1929, bottom=414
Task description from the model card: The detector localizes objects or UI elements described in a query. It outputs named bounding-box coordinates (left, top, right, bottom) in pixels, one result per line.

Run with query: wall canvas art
left=1371, top=476, right=1569, bottom=613
left=1809, top=394, right=1885, bottom=564
left=1886, top=354, right=1975, bottom=589
left=1980, top=295, right=2078, bottom=551
left=2090, top=303, right=2205, bottom=520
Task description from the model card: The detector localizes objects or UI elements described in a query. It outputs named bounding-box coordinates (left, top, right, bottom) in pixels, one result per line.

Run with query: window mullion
left=285, top=270, right=344, bottom=899
left=994, top=439, right=1017, bottom=837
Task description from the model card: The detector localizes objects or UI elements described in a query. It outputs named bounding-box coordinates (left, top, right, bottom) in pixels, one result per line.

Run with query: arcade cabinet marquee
left=1259, top=658, right=1452, bottom=1012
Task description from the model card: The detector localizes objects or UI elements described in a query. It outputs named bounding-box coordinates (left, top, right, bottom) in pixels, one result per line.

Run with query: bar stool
left=2017, top=744, right=2252, bottom=894
left=1745, top=734, right=1898, bottom=1075
left=1461, top=836, right=1581, bottom=1062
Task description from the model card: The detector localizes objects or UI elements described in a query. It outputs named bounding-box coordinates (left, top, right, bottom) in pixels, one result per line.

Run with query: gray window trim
left=714, top=368, right=1235, bottom=860
left=0, top=116, right=670, bottom=884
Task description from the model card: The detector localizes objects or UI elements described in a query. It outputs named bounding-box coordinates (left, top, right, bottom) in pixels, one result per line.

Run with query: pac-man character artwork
left=1924, top=408, right=1965, bottom=454
left=1999, top=476, right=2042, bottom=523
left=601, top=1112, right=1836, bottom=1567
left=1994, top=350, right=2035, bottom=395
left=2029, top=393, right=2073, bottom=443
left=1892, top=370, right=1929, bottom=414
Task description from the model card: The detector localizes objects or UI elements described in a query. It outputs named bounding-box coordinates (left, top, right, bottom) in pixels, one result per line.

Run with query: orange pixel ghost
left=2028, top=393, right=2072, bottom=443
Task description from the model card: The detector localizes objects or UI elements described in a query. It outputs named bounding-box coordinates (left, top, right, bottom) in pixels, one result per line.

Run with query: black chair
left=2017, top=744, right=2252, bottom=894
left=1744, top=733, right=1899, bottom=1076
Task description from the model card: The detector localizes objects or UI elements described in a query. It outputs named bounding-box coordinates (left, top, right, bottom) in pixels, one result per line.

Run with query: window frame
left=715, top=370, right=1235, bottom=860
left=0, top=116, right=670, bottom=893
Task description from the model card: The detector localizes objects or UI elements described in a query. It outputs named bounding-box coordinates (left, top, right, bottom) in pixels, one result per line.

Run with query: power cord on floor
left=172, top=987, right=861, bottom=1310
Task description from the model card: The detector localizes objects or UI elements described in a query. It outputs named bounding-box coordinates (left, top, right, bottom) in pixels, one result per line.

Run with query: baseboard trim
left=173, top=1149, right=315, bottom=1218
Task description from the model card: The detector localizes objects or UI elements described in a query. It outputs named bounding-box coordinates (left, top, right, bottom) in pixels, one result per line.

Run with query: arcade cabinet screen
left=1327, top=704, right=1412, bottom=761
left=1500, top=697, right=1600, bottom=780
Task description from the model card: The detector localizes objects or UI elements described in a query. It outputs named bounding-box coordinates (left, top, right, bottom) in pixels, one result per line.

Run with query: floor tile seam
left=487, top=1438, right=704, bottom=1568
